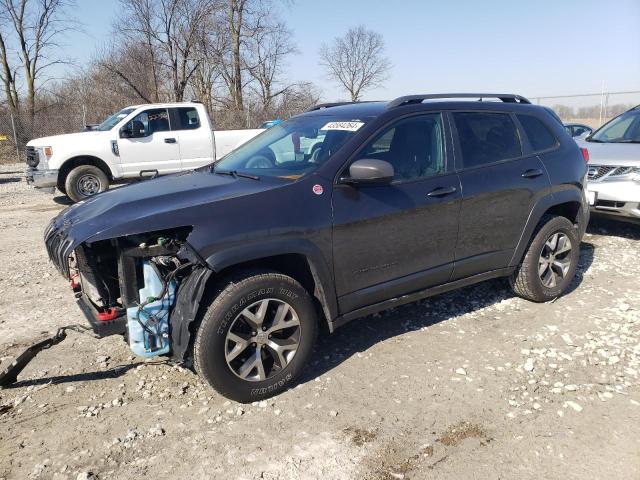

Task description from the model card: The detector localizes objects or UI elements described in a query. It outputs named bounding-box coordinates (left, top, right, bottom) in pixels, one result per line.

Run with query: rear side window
left=517, top=114, right=558, bottom=152
left=453, top=112, right=521, bottom=168
left=173, top=107, right=201, bottom=130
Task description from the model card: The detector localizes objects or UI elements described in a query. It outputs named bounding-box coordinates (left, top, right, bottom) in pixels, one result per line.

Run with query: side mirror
left=120, top=126, right=133, bottom=138
left=344, top=159, right=394, bottom=185
left=121, top=120, right=145, bottom=138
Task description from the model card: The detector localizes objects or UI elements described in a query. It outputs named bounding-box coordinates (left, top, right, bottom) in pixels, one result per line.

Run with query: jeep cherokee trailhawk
left=45, top=93, right=589, bottom=402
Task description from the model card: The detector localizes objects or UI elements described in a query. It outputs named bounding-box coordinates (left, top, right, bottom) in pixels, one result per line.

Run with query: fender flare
left=206, top=238, right=339, bottom=328
left=509, top=188, right=585, bottom=266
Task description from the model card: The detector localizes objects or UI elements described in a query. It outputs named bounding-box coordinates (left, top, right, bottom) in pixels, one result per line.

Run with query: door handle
left=521, top=168, right=543, bottom=179
left=164, top=138, right=177, bottom=144
left=426, top=186, right=457, bottom=197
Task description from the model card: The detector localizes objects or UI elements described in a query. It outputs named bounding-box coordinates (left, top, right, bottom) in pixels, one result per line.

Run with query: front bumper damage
left=44, top=219, right=212, bottom=359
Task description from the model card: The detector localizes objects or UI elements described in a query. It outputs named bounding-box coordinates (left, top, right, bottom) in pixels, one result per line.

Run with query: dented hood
left=46, top=169, right=280, bottom=272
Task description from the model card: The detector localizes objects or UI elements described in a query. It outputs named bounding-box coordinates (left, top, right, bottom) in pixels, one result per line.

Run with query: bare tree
left=0, top=25, right=20, bottom=114
left=246, top=19, right=296, bottom=111
left=99, top=44, right=164, bottom=104
left=113, top=0, right=217, bottom=102
left=319, top=25, right=391, bottom=102
left=0, top=0, right=75, bottom=116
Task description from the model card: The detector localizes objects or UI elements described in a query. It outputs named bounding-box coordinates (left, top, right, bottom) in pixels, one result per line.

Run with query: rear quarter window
left=452, top=112, right=522, bottom=168
left=173, top=107, right=201, bottom=130
left=517, top=114, right=559, bottom=152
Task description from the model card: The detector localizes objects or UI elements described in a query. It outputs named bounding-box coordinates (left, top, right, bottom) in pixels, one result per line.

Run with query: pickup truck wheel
left=193, top=271, right=317, bottom=402
left=510, top=215, right=579, bottom=302
left=65, top=165, right=109, bottom=202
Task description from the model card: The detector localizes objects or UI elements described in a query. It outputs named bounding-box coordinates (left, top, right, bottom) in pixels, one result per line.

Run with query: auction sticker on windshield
left=321, top=121, right=364, bottom=132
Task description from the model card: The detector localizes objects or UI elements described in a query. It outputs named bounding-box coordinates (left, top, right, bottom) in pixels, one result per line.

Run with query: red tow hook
left=97, top=308, right=119, bottom=322
left=69, top=273, right=80, bottom=291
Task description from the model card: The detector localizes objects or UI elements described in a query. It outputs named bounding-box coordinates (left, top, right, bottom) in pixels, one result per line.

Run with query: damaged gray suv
left=44, top=94, right=589, bottom=402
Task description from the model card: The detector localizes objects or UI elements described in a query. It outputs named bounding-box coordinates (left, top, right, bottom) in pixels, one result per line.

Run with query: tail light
left=580, top=147, right=589, bottom=162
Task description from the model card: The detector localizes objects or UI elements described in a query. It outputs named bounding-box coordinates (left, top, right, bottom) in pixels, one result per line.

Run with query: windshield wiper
left=213, top=169, right=260, bottom=180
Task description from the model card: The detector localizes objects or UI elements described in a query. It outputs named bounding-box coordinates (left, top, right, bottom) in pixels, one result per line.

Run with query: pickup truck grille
left=25, top=146, right=38, bottom=167
left=44, top=220, right=72, bottom=277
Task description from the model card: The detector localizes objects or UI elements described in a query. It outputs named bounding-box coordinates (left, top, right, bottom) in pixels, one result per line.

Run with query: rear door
left=170, top=107, right=214, bottom=170
left=450, top=110, right=550, bottom=279
left=332, top=112, right=461, bottom=313
left=118, top=107, right=181, bottom=175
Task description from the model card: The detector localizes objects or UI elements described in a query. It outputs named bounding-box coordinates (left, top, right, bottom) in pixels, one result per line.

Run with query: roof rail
left=306, top=102, right=356, bottom=112
left=306, top=101, right=381, bottom=112
left=386, top=93, right=531, bottom=109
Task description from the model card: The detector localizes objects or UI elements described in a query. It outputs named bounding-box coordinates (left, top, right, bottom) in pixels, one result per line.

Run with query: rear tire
left=65, top=165, right=109, bottom=202
left=510, top=215, right=579, bottom=302
left=193, top=270, right=317, bottom=402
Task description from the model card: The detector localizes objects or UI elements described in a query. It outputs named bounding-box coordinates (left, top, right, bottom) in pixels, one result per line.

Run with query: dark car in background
left=45, top=93, right=589, bottom=402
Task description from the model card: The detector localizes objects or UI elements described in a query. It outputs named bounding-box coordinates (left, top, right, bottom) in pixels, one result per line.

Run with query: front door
left=332, top=113, right=461, bottom=314
left=118, top=107, right=181, bottom=176
left=449, top=111, right=551, bottom=279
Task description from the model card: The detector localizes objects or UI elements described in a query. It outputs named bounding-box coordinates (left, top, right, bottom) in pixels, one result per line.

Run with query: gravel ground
left=0, top=163, right=639, bottom=480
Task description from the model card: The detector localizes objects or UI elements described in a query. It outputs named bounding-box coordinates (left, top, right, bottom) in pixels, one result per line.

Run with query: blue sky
left=66, top=0, right=640, bottom=102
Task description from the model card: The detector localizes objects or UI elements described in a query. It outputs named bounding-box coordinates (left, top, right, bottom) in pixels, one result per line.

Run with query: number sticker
left=320, top=121, right=364, bottom=132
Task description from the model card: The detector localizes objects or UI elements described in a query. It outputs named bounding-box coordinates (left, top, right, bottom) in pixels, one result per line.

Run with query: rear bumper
left=587, top=180, right=640, bottom=220
left=26, top=167, right=58, bottom=189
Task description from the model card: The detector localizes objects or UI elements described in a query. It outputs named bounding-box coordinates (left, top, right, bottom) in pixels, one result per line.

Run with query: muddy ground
left=0, top=163, right=639, bottom=480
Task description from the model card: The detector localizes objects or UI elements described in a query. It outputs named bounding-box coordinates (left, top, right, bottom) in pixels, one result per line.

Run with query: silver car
left=577, top=106, right=640, bottom=222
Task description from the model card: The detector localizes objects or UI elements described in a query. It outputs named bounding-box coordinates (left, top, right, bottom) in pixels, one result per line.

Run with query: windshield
left=590, top=110, right=640, bottom=143
left=214, top=115, right=369, bottom=179
left=96, top=107, right=136, bottom=131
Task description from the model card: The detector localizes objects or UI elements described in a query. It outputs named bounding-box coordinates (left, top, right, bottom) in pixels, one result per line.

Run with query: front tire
left=193, top=271, right=318, bottom=402
left=64, top=165, right=109, bottom=202
left=510, top=215, right=579, bottom=302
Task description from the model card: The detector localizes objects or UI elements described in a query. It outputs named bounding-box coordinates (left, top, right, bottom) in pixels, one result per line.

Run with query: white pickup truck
left=25, top=102, right=264, bottom=202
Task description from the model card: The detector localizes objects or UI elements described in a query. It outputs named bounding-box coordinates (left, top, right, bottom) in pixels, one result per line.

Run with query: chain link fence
left=0, top=108, right=92, bottom=164
left=2, top=91, right=640, bottom=164
left=0, top=105, right=265, bottom=164
left=530, top=90, right=640, bottom=129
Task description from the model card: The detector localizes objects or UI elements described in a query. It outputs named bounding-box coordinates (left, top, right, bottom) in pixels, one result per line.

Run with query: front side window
left=517, top=114, right=558, bottom=151
left=590, top=111, right=640, bottom=143
left=127, top=108, right=171, bottom=136
left=357, top=113, right=445, bottom=181
left=173, top=107, right=201, bottom=130
left=453, top=112, right=522, bottom=168
left=214, top=116, right=370, bottom=180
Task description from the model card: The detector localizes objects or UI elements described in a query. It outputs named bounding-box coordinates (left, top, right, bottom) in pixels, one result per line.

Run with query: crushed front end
left=44, top=219, right=209, bottom=359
